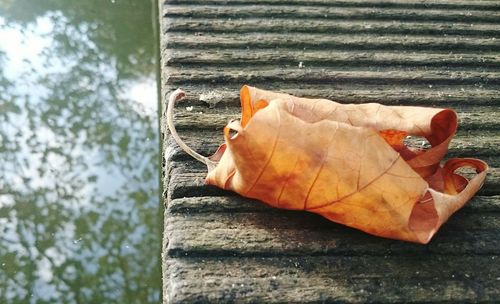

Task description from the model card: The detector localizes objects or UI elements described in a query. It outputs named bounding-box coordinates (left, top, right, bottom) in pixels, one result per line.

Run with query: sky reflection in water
left=0, top=0, right=160, bottom=302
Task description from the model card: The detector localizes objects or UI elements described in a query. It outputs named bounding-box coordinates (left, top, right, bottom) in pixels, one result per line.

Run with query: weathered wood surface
left=169, top=105, right=500, bottom=129
left=162, top=84, right=500, bottom=106
left=164, top=32, right=500, bottom=51
left=165, top=256, right=500, bottom=303
left=166, top=49, right=500, bottom=68
left=166, top=0, right=500, bottom=9
left=163, top=4, right=500, bottom=22
left=160, top=0, right=500, bottom=302
left=166, top=18, right=500, bottom=36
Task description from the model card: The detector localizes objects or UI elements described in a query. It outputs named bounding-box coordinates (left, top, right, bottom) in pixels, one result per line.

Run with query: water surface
left=0, top=0, right=161, bottom=302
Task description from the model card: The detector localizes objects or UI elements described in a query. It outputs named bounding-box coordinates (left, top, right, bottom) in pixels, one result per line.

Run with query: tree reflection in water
left=0, top=0, right=160, bottom=302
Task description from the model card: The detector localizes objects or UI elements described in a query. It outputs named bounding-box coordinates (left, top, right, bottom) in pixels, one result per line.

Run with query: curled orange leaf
left=167, top=86, right=488, bottom=244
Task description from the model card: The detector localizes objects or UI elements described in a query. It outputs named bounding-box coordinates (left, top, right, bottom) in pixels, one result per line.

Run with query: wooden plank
left=165, top=49, right=500, bottom=68
left=164, top=211, right=500, bottom=257
left=163, top=84, right=500, bottom=107
left=164, top=129, right=500, bottom=157
left=165, top=18, right=500, bottom=36
left=167, top=195, right=500, bottom=214
left=164, top=256, right=500, bottom=303
left=164, top=66, right=500, bottom=86
left=163, top=5, right=500, bottom=23
left=165, top=161, right=500, bottom=199
left=169, top=105, right=500, bottom=130
left=165, top=140, right=500, bottom=173
left=164, top=32, right=500, bottom=52
left=165, top=0, right=500, bottom=10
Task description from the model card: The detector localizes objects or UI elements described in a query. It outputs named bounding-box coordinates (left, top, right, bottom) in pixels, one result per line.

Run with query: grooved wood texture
left=160, top=0, right=500, bottom=302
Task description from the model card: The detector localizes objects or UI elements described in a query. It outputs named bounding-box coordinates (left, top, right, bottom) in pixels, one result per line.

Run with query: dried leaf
left=167, top=86, right=488, bottom=244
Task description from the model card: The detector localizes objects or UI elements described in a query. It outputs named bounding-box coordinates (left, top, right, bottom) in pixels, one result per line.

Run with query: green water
left=0, top=0, right=161, bottom=302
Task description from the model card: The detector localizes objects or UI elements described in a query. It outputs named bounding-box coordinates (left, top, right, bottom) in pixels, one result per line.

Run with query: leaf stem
left=166, top=89, right=217, bottom=169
